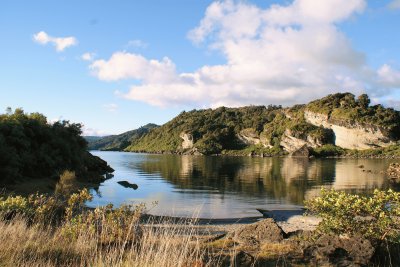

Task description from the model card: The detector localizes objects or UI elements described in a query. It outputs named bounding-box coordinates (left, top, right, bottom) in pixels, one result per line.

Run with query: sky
left=1, top=0, right=400, bottom=136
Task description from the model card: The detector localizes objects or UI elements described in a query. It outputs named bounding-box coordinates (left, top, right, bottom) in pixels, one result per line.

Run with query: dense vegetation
left=127, top=105, right=286, bottom=155
left=86, top=123, right=158, bottom=151
left=307, top=93, right=400, bottom=138
left=123, top=93, right=400, bottom=156
left=306, top=188, right=400, bottom=244
left=0, top=108, right=113, bottom=187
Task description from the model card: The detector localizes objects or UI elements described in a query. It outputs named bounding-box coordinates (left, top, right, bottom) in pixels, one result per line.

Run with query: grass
left=0, top=216, right=219, bottom=266
left=0, top=190, right=242, bottom=267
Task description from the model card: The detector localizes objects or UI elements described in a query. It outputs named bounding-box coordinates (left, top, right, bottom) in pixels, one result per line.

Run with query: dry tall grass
left=0, top=187, right=236, bottom=267
left=0, top=215, right=231, bottom=267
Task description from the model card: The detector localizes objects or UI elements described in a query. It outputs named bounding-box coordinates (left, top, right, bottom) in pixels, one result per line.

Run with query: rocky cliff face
left=304, top=111, right=394, bottom=150
left=180, top=132, right=194, bottom=149
left=237, top=128, right=271, bottom=148
left=280, top=129, right=324, bottom=153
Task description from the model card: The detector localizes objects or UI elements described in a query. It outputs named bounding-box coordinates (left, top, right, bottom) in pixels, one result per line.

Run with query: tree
left=357, top=94, right=370, bottom=109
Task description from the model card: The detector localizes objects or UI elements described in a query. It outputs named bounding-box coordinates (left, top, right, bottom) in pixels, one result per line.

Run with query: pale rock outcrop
left=237, top=128, right=272, bottom=148
left=304, top=111, right=394, bottom=150
left=280, top=129, right=322, bottom=153
left=180, top=132, right=194, bottom=149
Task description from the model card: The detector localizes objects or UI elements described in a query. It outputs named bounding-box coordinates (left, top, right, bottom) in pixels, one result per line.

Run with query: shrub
left=311, top=144, right=345, bottom=157
left=0, top=192, right=58, bottom=222
left=305, top=188, right=400, bottom=244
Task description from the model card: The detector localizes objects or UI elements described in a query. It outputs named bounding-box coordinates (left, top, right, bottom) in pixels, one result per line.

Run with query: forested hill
left=125, top=93, right=400, bottom=156
left=86, top=123, right=158, bottom=151
left=0, top=108, right=113, bottom=186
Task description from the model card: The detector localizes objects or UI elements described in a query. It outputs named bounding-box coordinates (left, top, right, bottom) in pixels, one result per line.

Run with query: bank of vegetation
left=0, top=108, right=113, bottom=194
left=88, top=93, right=400, bottom=158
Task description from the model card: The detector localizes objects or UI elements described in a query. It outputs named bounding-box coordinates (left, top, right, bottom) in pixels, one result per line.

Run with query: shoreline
left=95, top=149, right=400, bottom=159
left=140, top=209, right=322, bottom=234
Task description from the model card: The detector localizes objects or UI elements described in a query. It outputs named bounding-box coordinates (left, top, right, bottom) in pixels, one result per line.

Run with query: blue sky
left=1, top=0, right=400, bottom=135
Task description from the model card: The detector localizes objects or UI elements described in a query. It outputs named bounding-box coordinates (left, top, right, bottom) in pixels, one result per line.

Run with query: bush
left=305, top=189, right=400, bottom=244
left=311, top=144, right=345, bottom=157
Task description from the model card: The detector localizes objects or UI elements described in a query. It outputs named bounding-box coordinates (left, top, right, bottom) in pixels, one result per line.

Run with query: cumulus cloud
left=389, top=0, right=400, bottom=9
left=82, top=127, right=110, bottom=136
left=81, top=52, right=96, bottom=61
left=90, top=52, right=177, bottom=83
left=91, top=0, right=400, bottom=108
left=378, top=64, right=400, bottom=87
left=33, top=31, right=77, bottom=52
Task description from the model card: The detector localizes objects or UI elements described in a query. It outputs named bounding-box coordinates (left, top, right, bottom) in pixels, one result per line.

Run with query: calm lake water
left=88, top=151, right=397, bottom=218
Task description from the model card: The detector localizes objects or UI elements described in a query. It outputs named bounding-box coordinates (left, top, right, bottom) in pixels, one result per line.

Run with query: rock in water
left=117, top=181, right=139, bottom=190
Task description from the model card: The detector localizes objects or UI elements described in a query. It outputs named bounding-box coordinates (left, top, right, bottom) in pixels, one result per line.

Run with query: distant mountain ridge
left=86, top=123, right=158, bottom=151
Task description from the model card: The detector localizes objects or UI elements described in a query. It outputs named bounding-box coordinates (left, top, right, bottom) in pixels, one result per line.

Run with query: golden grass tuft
left=0, top=216, right=223, bottom=266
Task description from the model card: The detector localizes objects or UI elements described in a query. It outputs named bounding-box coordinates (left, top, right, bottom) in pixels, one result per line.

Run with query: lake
left=88, top=151, right=397, bottom=218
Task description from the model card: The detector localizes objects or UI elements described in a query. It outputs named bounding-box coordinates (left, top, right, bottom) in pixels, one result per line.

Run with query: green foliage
left=0, top=192, right=58, bottom=222
left=307, top=93, right=400, bottom=138
left=345, top=143, right=400, bottom=158
left=62, top=202, right=144, bottom=243
left=306, top=189, right=400, bottom=244
left=122, top=93, right=399, bottom=156
left=0, top=108, right=113, bottom=185
left=86, top=123, right=159, bottom=151
left=127, top=105, right=282, bottom=154
left=0, top=188, right=144, bottom=245
left=311, top=144, right=346, bottom=157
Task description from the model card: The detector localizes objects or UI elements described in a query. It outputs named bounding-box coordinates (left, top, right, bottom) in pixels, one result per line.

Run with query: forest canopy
left=0, top=108, right=112, bottom=185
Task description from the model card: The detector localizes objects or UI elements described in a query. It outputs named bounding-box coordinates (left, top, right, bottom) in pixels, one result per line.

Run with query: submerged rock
left=117, top=181, right=139, bottom=190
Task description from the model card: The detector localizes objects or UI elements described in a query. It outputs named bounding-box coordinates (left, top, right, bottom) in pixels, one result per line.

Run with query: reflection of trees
left=134, top=155, right=391, bottom=205
left=134, top=155, right=338, bottom=205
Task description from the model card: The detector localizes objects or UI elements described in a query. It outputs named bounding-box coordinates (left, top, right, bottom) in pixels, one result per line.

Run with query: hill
left=86, top=123, right=158, bottom=151
left=0, top=108, right=113, bottom=189
left=125, top=93, right=400, bottom=156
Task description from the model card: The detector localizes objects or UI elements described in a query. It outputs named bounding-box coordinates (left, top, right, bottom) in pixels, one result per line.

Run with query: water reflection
left=88, top=152, right=396, bottom=218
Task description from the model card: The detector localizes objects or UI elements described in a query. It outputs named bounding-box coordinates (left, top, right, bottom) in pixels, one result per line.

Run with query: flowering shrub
left=0, top=193, right=58, bottom=222
left=305, top=188, right=400, bottom=244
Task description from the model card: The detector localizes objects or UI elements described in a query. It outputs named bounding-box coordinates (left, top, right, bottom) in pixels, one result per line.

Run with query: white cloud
left=378, top=64, right=400, bottom=87
left=82, top=127, right=110, bottom=136
left=389, top=0, right=400, bottom=9
left=81, top=52, right=96, bottom=61
left=103, top=103, right=118, bottom=112
left=33, top=31, right=77, bottom=52
left=91, top=0, right=400, bottom=108
left=127, top=39, right=148, bottom=48
left=90, top=52, right=177, bottom=83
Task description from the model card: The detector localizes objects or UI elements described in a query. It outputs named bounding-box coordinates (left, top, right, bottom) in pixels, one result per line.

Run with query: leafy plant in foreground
left=305, top=188, right=400, bottom=244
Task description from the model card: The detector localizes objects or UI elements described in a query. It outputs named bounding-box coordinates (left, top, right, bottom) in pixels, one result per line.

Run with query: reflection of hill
left=135, top=155, right=363, bottom=205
